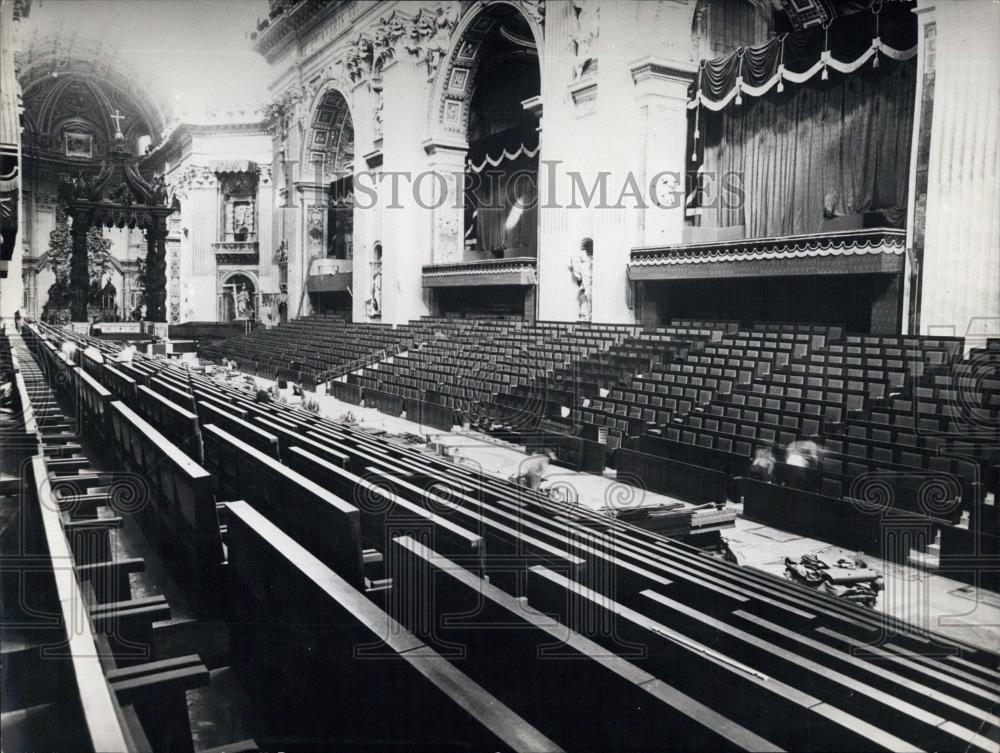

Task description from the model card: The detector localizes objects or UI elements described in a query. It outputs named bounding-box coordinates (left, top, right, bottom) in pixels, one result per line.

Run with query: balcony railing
left=421, top=256, right=538, bottom=288
left=307, top=257, right=353, bottom=293
left=629, top=228, right=905, bottom=281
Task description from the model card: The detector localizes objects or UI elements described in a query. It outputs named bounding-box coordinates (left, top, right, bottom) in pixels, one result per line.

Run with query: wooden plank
left=286, top=446, right=484, bottom=561
left=389, top=535, right=780, bottom=753
left=203, top=426, right=363, bottom=587
left=30, top=455, right=131, bottom=753
left=224, top=501, right=562, bottom=753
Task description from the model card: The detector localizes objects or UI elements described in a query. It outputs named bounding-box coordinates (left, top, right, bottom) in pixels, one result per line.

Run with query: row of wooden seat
left=8, top=331, right=246, bottom=753
left=35, top=323, right=1000, bottom=751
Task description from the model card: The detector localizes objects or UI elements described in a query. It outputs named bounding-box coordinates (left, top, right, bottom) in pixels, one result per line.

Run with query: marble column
left=381, top=56, right=433, bottom=325
left=917, top=0, right=1000, bottom=347
left=70, top=208, right=90, bottom=321
left=293, top=181, right=329, bottom=318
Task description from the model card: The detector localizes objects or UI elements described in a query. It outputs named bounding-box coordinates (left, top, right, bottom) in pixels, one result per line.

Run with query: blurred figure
left=749, top=446, right=776, bottom=482
left=514, top=449, right=556, bottom=491
left=112, top=344, right=136, bottom=365
left=784, top=437, right=821, bottom=490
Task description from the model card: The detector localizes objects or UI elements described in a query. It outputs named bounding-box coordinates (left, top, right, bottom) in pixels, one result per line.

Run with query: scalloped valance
left=689, top=1, right=916, bottom=113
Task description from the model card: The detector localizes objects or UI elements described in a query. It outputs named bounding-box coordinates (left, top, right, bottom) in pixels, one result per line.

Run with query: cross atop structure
left=110, top=109, right=125, bottom=137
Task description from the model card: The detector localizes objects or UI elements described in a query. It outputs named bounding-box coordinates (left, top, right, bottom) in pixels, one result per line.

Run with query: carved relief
left=169, top=244, right=181, bottom=323
left=347, top=4, right=460, bottom=86
left=306, top=203, right=326, bottom=258
left=407, top=4, right=459, bottom=78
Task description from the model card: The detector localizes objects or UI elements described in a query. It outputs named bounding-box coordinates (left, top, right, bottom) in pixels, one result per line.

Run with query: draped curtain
left=466, top=122, right=538, bottom=257
left=698, top=58, right=916, bottom=238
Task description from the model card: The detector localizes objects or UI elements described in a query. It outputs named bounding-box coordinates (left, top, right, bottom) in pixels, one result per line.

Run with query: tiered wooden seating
left=201, top=314, right=441, bottom=387
left=224, top=501, right=559, bottom=752
left=3, top=337, right=222, bottom=753
left=19, top=322, right=999, bottom=752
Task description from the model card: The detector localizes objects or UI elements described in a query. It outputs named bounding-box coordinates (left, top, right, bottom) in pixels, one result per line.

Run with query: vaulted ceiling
left=19, top=33, right=169, bottom=165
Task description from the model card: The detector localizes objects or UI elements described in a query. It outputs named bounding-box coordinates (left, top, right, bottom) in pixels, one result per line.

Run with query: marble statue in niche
left=569, top=237, right=594, bottom=321
left=367, top=243, right=383, bottom=319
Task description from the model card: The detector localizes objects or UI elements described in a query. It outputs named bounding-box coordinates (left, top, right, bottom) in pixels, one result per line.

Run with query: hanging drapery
left=467, top=143, right=540, bottom=174
left=465, top=122, right=539, bottom=256
left=689, top=1, right=916, bottom=112
left=697, top=55, right=916, bottom=238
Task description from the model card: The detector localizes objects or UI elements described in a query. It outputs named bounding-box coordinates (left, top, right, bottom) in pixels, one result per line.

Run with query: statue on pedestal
left=569, top=237, right=594, bottom=321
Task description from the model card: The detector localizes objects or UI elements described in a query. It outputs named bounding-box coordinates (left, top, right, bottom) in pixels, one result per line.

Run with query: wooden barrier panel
left=406, top=398, right=459, bottom=432
left=638, top=433, right=752, bottom=480
left=741, top=477, right=901, bottom=560
left=363, top=388, right=404, bottom=417
left=224, top=501, right=557, bottom=752
left=148, top=377, right=198, bottom=415
left=101, top=364, right=139, bottom=408
left=71, top=367, right=113, bottom=439
left=305, top=428, right=416, bottom=479
left=137, top=386, right=202, bottom=464
left=285, top=446, right=484, bottom=566
left=616, top=448, right=727, bottom=505
left=370, top=468, right=585, bottom=594
left=328, top=379, right=362, bottom=405
left=388, top=535, right=775, bottom=753
left=202, top=425, right=364, bottom=587
left=195, top=398, right=279, bottom=460
left=108, top=402, right=223, bottom=591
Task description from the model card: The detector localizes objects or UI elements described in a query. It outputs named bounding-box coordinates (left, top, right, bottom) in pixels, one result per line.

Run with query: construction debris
left=784, top=553, right=884, bottom=608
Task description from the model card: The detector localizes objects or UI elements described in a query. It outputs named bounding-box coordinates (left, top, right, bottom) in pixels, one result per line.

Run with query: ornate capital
left=347, top=4, right=460, bottom=85
left=169, top=164, right=218, bottom=199
left=520, top=0, right=545, bottom=26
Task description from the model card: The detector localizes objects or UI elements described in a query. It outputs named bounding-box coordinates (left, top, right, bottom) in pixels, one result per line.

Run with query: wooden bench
left=224, top=501, right=559, bottom=752
left=137, top=386, right=202, bottom=463
left=388, top=535, right=777, bottom=752
left=285, top=446, right=483, bottom=569
left=202, top=425, right=364, bottom=587
left=107, top=402, right=223, bottom=602
left=195, top=397, right=279, bottom=460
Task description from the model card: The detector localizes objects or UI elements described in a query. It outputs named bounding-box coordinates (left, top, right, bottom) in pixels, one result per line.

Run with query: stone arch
left=429, top=1, right=544, bottom=140
left=299, top=85, right=355, bottom=184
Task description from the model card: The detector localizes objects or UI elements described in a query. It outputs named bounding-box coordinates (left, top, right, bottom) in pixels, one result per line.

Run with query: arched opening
left=461, top=6, right=540, bottom=262
left=219, top=273, right=257, bottom=323
left=304, top=88, right=355, bottom=317
left=429, top=3, right=542, bottom=321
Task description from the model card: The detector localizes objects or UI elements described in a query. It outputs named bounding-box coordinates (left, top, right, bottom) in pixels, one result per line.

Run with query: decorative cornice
left=629, top=56, right=698, bottom=87
left=213, top=239, right=260, bottom=266
left=423, top=135, right=468, bottom=157
left=568, top=74, right=598, bottom=107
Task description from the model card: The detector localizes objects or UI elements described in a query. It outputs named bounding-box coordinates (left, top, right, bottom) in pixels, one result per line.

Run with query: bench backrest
left=202, top=425, right=363, bottom=587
